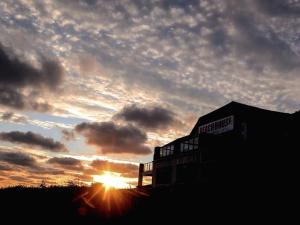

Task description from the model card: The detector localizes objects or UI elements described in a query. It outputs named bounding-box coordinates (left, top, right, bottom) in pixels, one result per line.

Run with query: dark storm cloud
left=115, top=104, right=177, bottom=130
left=75, top=122, right=151, bottom=155
left=0, top=43, right=64, bottom=111
left=47, top=157, right=83, bottom=170
left=0, top=151, right=37, bottom=168
left=0, top=131, right=68, bottom=152
left=90, top=159, right=139, bottom=177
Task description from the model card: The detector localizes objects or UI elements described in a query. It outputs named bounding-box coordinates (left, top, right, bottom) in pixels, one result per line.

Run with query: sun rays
left=92, top=171, right=131, bottom=190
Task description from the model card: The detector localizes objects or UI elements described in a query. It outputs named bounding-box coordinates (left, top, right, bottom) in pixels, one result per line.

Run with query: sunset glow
left=93, top=171, right=131, bottom=189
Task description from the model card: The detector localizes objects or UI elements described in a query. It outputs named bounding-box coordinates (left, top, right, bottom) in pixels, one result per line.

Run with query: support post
left=138, top=163, right=144, bottom=187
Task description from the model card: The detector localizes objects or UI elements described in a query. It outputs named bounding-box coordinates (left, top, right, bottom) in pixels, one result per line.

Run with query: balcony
left=143, top=162, right=153, bottom=176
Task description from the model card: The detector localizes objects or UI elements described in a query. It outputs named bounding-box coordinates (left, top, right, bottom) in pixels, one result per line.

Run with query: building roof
left=157, top=101, right=292, bottom=148
left=189, top=101, right=290, bottom=135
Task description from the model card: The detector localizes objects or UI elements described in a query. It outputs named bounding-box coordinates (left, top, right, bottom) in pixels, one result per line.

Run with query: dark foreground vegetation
left=0, top=182, right=296, bottom=224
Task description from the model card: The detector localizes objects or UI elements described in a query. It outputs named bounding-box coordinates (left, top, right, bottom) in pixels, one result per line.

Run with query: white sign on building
left=198, top=115, right=234, bottom=135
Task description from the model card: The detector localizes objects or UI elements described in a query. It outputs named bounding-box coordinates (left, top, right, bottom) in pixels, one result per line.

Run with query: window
left=160, top=145, right=174, bottom=157
left=180, top=137, right=199, bottom=152
left=194, top=137, right=198, bottom=144
left=183, top=142, right=189, bottom=151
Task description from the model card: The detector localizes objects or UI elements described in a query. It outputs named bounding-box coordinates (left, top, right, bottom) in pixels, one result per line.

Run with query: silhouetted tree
left=40, top=179, right=47, bottom=188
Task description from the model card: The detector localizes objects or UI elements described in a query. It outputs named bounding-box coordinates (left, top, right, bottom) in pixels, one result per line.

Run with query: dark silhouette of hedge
left=0, top=181, right=294, bottom=224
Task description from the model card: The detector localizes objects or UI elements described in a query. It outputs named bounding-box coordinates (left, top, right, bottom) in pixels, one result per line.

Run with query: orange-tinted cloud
left=90, top=159, right=139, bottom=178
left=0, top=151, right=38, bottom=168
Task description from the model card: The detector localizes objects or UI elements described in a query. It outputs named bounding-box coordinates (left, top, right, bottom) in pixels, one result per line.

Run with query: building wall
left=146, top=102, right=295, bottom=187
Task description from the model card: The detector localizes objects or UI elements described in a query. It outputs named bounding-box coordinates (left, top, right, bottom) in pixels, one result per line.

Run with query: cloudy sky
left=1, top=0, right=300, bottom=187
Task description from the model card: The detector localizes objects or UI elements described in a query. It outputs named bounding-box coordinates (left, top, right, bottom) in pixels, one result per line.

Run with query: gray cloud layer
left=75, top=122, right=151, bottom=155
left=47, top=0, right=299, bottom=111
left=90, top=159, right=138, bottom=177
left=1, top=0, right=300, bottom=115
left=0, top=131, right=68, bottom=152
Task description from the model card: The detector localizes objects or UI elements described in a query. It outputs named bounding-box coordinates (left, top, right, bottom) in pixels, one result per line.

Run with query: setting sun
left=93, top=171, right=131, bottom=189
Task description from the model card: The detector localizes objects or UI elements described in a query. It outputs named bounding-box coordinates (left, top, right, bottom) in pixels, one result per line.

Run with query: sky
left=1, top=0, right=300, bottom=187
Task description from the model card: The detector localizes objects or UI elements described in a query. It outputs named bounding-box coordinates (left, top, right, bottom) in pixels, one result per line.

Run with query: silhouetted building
left=138, top=101, right=298, bottom=187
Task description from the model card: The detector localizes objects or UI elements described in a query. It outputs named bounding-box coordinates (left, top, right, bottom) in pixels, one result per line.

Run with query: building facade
left=138, top=101, right=298, bottom=187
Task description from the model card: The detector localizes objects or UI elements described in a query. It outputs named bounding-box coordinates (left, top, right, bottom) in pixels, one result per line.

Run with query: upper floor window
left=160, top=145, right=174, bottom=157
left=180, top=137, right=199, bottom=152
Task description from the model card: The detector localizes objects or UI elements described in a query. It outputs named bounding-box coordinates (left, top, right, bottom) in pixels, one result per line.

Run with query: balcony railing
left=143, top=162, right=153, bottom=173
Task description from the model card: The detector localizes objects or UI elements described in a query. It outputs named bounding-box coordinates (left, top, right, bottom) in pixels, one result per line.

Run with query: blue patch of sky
left=0, top=120, right=100, bottom=156
left=24, top=112, right=88, bottom=126
left=65, top=137, right=96, bottom=155
left=94, top=91, right=119, bottom=102
left=0, top=121, right=96, bottom=155
left=12, top=17, right=38, bottom=33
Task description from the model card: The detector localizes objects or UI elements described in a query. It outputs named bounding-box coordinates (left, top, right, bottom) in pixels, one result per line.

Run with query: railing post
left=138, top=163, right=144, bottom=187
